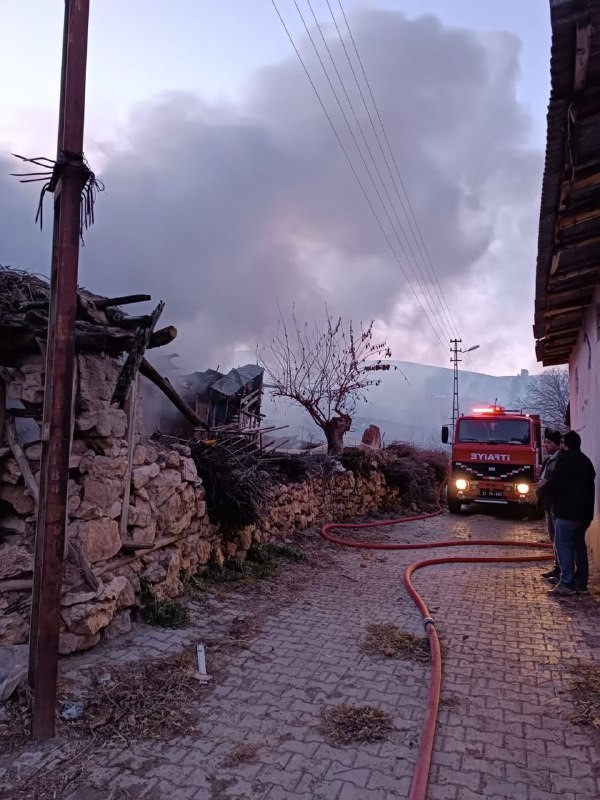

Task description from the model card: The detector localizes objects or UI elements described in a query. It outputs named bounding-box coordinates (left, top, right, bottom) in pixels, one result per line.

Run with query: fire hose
left=320, top=489, right=553, bottom=800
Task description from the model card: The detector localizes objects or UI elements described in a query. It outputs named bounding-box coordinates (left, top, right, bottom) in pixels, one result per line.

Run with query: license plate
left=480, top=489, right=504, bottom=498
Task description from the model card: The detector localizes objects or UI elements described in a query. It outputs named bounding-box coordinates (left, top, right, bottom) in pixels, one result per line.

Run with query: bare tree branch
left=520, top=367, right=569, bottom=431
left=259, top=306, right=395, bottom=454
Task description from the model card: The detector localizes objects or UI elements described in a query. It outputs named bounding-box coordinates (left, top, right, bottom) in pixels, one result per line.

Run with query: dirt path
left=2, top=509, right=600, bottom=800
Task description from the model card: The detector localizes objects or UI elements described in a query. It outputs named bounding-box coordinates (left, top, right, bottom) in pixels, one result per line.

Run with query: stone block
left=146, top=468, right=182, bottom=507
left=70, top=518, right=121, bottom=563
left=61, top=599, right=116, bottom=636
left=83, top=476, right=123, bottom=508
left=132, top=463, right=160, bottom=490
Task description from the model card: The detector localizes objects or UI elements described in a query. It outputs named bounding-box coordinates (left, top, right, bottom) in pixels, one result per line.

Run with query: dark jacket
left=542, top=449, right=596, bottom=522
left=537, top=451, right=560, bottom=512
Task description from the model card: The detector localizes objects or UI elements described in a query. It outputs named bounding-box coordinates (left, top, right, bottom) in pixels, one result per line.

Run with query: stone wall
left=229, top=470, right=404, bottom=556
left=1, top=354, right=434, bottom=655
left=1, top=353, right=216, bottom=653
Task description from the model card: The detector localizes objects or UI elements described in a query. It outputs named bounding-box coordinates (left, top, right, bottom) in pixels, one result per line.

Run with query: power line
left=271, top=0, right=449, bottom=354
left=303, top=0, right=454, bottom=349
left=318, top=0, right=455, bottom=347
left=333, top=0, right=464, bottom=345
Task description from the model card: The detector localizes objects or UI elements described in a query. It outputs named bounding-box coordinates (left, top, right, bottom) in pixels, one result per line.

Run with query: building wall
left=569, top=285, right=600, bottom=565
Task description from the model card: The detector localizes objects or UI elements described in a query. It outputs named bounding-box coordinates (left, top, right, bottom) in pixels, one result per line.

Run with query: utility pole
left=450, top=339, right=461, bottom=436
left=449, top=340, right=480, bottom=440
left=29, top=0, right=91, bottom=740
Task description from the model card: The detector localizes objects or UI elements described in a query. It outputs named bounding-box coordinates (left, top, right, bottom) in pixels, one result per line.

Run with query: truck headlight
left=455, top=479, right=468, bottom=491
left=516, top=483, right=529, bottom=495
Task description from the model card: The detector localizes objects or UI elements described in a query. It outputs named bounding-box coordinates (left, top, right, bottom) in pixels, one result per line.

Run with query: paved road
left=4, top=509, right=600, bottom=799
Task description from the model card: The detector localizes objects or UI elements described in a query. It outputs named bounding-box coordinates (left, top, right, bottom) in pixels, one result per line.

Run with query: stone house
left=0, top=267, right=214, bottom=652
left=534, top=0, right=600, bottom=562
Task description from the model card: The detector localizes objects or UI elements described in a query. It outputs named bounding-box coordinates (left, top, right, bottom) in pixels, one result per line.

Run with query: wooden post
left=29, top=0, right=91, bottom=740
left=120, top=378, right=138, bottom=541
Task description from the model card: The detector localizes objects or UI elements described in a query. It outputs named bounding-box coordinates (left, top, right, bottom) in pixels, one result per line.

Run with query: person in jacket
left=540, top=431, right=596, bottom=597
left=536, top=430, right=562, bottom=582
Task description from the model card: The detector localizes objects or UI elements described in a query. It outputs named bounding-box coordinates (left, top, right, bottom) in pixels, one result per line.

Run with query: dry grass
left=221, top=742, right=261, bottom=767
left=1, top=650, right=206, bottom=752
left=360, top=622, right=430, bottom=663
left=320, top=703, right=393, bottom=745
left=570, top=663, right=600, bottom=728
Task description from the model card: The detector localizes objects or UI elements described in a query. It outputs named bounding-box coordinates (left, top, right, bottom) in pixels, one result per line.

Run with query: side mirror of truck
left=441, top=426, right=449, bottom=444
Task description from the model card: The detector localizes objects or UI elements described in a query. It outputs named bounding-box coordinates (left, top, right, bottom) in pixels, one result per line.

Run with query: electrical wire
left=304, top=0, right=453, bottom=350
left=320, top=0, right=456, bottom=347
left=333, top=0, right=463, bottom=345
left=271, top=0, right=449, bottom=356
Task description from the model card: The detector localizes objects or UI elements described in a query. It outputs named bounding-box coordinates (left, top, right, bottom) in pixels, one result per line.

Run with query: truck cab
left=441, top=406, right=542, bottom=513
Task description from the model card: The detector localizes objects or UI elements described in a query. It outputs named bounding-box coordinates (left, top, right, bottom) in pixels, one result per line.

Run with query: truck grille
left=452, top=461, right=534, bottom=482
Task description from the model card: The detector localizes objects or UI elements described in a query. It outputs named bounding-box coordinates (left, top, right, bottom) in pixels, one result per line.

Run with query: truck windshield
left=457, top=418, right=531, bottom=444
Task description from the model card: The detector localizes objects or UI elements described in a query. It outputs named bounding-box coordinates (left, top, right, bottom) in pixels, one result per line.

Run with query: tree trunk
left=323, top=414, right=352, bottom=456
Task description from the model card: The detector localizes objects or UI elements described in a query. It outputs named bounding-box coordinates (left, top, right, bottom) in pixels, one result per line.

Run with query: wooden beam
left=551, top=265, right=599, bottom=284
left=148, top=325, right=177, bottom=349
left=561, top=172, right=600, bottom=196
left=5, top=416, right=40, bottom=505
left=95, top=293, right=151, bottom=309
left=139, top=358, right=209, bottom=430
left=67, top=541, right=100, bottom=592
left=545, top=303, right=589, bottom=318
left=546, top=326, right=581, bottom=337
left=119, top=380, right=138, bottom=541
left=558, top=205, right=600, bottom=230
left=574, top=22, right=592, bottom=94
left=0, top=579, right=34, bottom=592
left=0, top=374, right=5, bottom=448
left=111, top=301, right=164, bottom=407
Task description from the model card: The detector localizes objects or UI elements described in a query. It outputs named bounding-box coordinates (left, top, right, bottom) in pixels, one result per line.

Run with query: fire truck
left=441, top=405, right=543, bottom=513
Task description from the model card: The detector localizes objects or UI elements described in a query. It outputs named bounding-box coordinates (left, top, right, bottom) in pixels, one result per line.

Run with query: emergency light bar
left=471, top=405, right=505, bottom=414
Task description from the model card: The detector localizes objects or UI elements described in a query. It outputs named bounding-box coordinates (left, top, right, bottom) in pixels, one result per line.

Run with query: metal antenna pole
left=450, top=339, right=461, bottom=436
left=29, top=0, right=91, bottom=740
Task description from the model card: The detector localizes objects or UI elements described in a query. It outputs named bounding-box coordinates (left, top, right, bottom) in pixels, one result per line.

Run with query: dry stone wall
left=1, top=355, right=420, bottom=656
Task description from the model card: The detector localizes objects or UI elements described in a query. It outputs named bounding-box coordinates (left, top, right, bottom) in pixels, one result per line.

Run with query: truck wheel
left=447, top=499, right=462, bottom=514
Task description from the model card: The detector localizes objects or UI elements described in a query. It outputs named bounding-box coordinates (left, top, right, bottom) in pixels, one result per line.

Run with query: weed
left=569, top=663, right=600, bottom=728
left=320, top=703, right=393, bottom=745
left=361, top=622, right=429, bottom=662
left=140, top=579, right=189, bottom=629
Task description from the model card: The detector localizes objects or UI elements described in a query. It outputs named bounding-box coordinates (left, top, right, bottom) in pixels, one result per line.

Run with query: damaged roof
left=535, top=0, right=600, bottom=366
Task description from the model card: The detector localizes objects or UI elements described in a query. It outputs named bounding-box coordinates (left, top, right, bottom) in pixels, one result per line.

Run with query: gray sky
left=0, top=0, right=552, bottom=375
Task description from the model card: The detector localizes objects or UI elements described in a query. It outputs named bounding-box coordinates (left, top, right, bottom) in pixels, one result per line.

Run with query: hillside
left=263, top=361, right=532, bottom=448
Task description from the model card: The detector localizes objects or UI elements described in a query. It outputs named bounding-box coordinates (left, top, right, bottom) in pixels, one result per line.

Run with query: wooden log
left=0, top=578, right=33, bottom=592
left=119, top=380, right=138, bottom=541
left=18, top=293, right=152, bottom=314
left=0, top=374, right=5, bottom=448
left=140, top=358, right=209, bottom=430
left=111, top=301, right=165, bottom=407
left=8, top=406, right=44, bottom=419
left=105, top=313, right=152, bottom=330
left=95, top=294, right=151, bottom=309
left=148, top=326, right=177, bottom=349
left=67, top=541, right=100, bottom=592
left=5, top=416, right=40, bottom=505
left=96, top=533, right=188, bottom=576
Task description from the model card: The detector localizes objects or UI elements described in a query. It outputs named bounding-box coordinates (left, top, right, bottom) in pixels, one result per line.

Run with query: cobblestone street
left=3, top=509, right=600, bottom=800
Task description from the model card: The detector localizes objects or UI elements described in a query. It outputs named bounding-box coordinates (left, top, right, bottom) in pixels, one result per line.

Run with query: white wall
left=569, top=285, right=600, bottom=565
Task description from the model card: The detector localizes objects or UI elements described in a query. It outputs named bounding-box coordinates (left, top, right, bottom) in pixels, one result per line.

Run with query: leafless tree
left=522, top=367, right=569, bottom=431
left=260, top=308, right=395, bottom=455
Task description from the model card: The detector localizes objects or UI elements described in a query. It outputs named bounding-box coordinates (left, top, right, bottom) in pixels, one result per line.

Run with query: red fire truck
left=442, top=405, right=543, bottom=513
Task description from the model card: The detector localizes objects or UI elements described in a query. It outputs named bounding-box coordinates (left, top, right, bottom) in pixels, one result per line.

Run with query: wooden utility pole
left=29, top=0, right=91, bottom=740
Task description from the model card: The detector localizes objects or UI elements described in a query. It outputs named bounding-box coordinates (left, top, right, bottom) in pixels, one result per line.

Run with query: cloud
left=0, top=9, right=542, bottom=374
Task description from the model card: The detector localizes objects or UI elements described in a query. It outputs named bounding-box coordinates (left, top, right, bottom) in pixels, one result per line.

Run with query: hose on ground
left=319, top=487, right=553, bottom=800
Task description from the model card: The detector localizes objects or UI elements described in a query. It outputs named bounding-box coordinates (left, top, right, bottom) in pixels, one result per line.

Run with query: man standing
left=537, top=430, right=562, bottom=583
left=543, top=431, right=596, bottom=597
